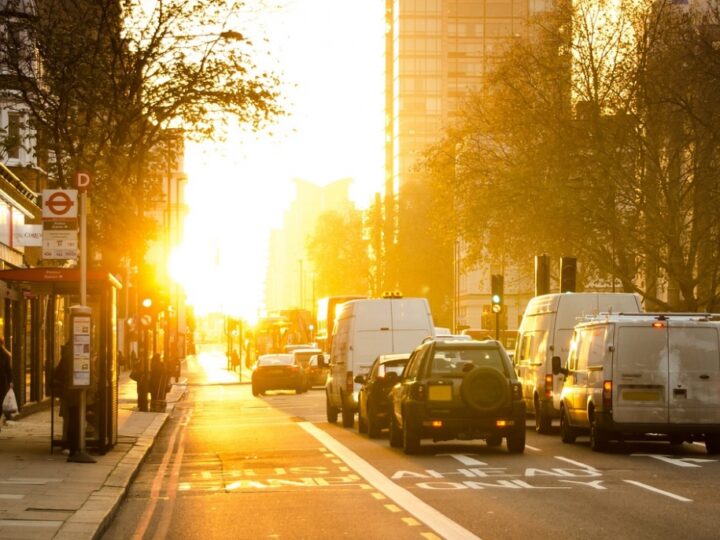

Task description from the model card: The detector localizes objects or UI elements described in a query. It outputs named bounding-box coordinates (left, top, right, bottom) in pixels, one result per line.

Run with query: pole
left=68, top=192, right=95, bottom=463
left=495, top=311, right=500, bottom=342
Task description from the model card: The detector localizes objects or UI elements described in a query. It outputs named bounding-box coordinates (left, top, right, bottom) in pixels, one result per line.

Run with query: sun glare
left=171, top=1, right=385, bottom=320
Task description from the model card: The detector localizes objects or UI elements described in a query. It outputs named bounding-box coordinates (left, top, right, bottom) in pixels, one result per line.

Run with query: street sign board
left=42, top=189, right=78, bottom=260
left=42, top=189, right=78, bottom=219
left=13, top=224, right=42, bottom=247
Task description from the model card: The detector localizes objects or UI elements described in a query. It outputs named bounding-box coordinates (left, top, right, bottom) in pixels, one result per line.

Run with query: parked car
left=307, top=353, right=330, bottom=387
left=514, top=292, right=643, bottom=433
left=251, top=354, right=308, bottom=396
left=355, top=353, right=410, bottom=438
left=389, top=339, right=526, bottom=454
left=553, top=313, right=720, bottom=453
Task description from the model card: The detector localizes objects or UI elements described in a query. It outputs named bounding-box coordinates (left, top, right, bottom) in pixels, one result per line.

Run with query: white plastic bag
left=2, top=387, right=18, bottom=419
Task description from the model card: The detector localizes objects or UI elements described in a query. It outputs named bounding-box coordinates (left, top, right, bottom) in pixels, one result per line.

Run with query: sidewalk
left=0, top=369, right=188, bottom=540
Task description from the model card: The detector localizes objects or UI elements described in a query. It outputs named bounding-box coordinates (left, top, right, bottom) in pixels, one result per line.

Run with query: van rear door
left=668, top=324, right=720, bottom=424
left=613, top=325, right=669, bottom=424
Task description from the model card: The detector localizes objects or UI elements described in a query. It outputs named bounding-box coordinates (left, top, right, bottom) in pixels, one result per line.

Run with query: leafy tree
left=1, top=0, right=281, bottom=268
left=419, top=1, right=720, bottom=311
left=306, top=209, right=370, bottom=298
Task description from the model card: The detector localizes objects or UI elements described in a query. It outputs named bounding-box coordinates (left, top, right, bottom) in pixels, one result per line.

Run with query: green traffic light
left=492, top=294, right=501, bottom=304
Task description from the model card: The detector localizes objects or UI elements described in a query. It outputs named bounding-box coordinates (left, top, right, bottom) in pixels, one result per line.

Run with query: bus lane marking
left=623, top=480, right=692, bottom=502
left=298, top=422, right=480, bottom=540
left=631, top=454, right=716, bottom=468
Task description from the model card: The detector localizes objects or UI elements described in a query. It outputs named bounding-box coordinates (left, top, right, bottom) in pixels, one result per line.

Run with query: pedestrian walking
left=0, top=336, right=13, bottom=430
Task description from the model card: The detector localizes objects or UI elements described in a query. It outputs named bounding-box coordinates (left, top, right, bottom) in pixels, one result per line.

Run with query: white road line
left=525, top=444, right=541, bottom=452
left=554, top=456, right=599, bottom=470
left=0, top=494, right=23, bottom=500
left=298, top=422, right=480, bottom=540
left=623, top=480, right=692, bottom=502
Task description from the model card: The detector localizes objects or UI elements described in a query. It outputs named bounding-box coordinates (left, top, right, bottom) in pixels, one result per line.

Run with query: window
left=7, top=112, right=21, bottom=160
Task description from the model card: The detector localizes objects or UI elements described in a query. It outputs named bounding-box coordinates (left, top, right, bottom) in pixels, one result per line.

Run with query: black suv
left=389, top=339, right=526, bottom=454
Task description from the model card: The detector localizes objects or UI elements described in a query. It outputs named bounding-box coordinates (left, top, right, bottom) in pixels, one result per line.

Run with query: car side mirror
left=317, top=354, right=328, bottom=368
left=354, top=374, right=366, bottom=384
left=551, top=355, right=569, bottom=376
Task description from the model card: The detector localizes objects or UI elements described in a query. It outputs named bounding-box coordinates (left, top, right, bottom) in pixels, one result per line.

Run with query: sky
left=171, top=0, right=386, bottom=319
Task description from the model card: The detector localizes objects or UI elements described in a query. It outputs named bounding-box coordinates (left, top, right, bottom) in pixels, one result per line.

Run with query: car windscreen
left=430, top=348, right=507, bottom=377
left=258, top=355, right=294, bottom=366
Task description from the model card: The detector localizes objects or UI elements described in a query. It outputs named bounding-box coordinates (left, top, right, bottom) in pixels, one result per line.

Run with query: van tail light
left=512, top=382, right=522, bottom=401
left=346, top=371, right=354, bottom=394
left=411, top=383, right=426, bottom=401
left=545, top=374, right=553, bottom=398
left=603, top=380, right=612, bottom=409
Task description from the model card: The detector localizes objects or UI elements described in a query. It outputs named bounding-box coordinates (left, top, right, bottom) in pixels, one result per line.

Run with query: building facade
left=385, top=0, right=553, bottom=331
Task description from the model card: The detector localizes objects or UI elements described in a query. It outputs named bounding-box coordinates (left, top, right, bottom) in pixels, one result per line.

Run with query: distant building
left=264, top=178, right=356, bottom=313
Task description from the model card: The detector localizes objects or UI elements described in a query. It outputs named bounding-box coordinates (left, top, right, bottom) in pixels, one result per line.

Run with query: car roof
left=429, top=339, right=502, bottom=348
left=292, top=348, right=322, bottom=354
left=377, top=353, right=411, bottom=363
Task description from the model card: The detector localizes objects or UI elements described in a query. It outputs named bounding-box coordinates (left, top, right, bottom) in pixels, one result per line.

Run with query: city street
left=102, top=346, right=720, bottom=540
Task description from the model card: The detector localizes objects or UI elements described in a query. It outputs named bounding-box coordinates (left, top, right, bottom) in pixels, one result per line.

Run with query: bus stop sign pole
left=68, top=173, right=95, bottom=463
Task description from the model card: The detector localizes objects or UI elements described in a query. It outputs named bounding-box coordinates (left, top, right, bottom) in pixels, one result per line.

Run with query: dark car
left=291, top=348, right=323, bottom=388
left=355, top=353, right=410, bottom=438
left=251, top=354, right=308, bottom=396
left=389, top=339, right=526, bottom=454
left=307, top=353, right=330, bottom=387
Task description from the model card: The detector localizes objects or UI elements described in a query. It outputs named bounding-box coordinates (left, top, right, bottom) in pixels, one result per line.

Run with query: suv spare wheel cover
left=460, top=367, right=509, bottom=412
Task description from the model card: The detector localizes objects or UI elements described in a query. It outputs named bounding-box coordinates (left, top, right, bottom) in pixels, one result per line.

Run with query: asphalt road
left=103, top=348, right=720, bottom=540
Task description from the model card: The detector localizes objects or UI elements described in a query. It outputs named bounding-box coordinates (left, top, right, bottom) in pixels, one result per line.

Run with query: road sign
left=74, top=171, right=91, bottom=192
left=42, top=189, right=79, bottom=259
left=42, top=189, right=78, bottom=219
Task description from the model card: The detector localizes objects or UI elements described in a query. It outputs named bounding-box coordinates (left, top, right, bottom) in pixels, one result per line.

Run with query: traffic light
left=491, top=274, right=504, bottom=313
left=560, top=257, right=577, bottom=293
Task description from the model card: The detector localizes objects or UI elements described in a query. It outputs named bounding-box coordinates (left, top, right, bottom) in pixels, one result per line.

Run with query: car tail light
left=603, top=380, right=612, bottom=409
left=431, top=420, right=443, bottom=428
left=346, top=371, right=354, bottom=394
left=512, top=382, right=522, bottom=401
left=411, top=383, right=426, bottom=401
left=545, top=374, right=553, bottom=398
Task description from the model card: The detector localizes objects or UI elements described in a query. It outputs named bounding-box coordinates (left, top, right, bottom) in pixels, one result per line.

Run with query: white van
left=553, top=313, right=720, bottom=453
left=514, top=292, right=642, bottom=433
left=325, top=296, right=435, bottom=427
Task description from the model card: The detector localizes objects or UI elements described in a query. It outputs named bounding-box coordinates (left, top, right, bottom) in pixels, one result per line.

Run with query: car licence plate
left=428, top=385, right=452, bottom=401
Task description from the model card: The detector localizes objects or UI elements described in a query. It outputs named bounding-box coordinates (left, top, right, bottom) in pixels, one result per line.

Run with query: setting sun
left=170, top=0, right=385, bottom=319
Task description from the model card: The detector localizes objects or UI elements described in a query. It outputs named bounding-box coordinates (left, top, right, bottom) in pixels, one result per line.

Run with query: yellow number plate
left=428, top=385, right=452, bottom=401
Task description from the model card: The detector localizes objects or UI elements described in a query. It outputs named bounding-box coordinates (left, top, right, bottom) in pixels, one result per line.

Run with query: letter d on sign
left=75, top=171, right=92, bottom=193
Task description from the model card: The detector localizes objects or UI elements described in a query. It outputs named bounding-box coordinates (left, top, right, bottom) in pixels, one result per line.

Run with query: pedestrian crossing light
left=491, top=274, right=504, bottom=313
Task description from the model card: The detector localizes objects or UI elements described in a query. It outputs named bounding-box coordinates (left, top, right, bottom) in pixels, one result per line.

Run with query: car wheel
left=460, top=367, right=509, bottom=413
left=295, top=386, right=304, bottom=394
left=358, top=407, right=368, bottom=434
left=534, top=395, right=553, bottom=434
left=341, top=398, right=355, bottom=428
left=326, top=392, right=338, bottom=424
left=506, top=425, right=526, bottom=454
left=669, top=435, right=685, bottom=447
left=486, top=434, right=503, bottom=447
left=251, top=384, right=260, bottom=397
left=589, top=416, right=608, bottom=452
left=389, top=413, right=403, bottom=448
left=560, top=406, right=576, bottom=444
left=402, top=413, right=421, bottom=455
left=705, top=434, right=720, bottom=455
left=367, top=401, right=381, bottom=439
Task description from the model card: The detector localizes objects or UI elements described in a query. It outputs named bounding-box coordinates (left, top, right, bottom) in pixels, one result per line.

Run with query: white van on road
left=514, top=292, right=643, bottom=433
left=553, top=313, right=720, bottom=453
left=325, top=296, right=435, bottom=427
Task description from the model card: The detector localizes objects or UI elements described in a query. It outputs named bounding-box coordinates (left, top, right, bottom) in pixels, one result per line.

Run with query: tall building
left=385, top=0, right=552, bottom=331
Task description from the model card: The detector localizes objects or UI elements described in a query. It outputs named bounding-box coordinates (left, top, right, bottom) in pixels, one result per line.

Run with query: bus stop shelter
left=0, top=267, right=121, bottom=454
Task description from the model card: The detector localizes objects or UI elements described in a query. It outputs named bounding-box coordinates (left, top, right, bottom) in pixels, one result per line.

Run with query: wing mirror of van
left=354, top=374, right=367, bottom=384
left=551, top=355, right=569, bottom=376
left=383, top=371, right=399, bottom=386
